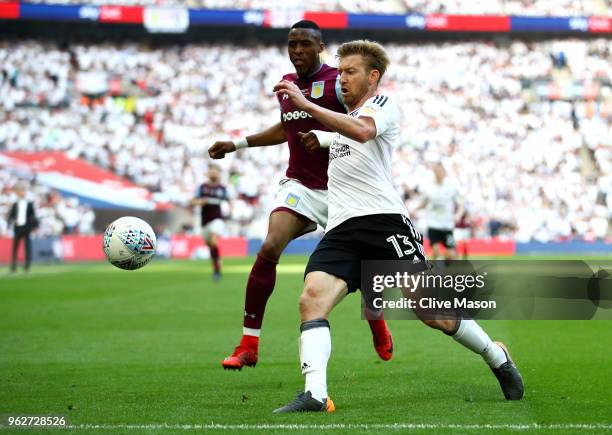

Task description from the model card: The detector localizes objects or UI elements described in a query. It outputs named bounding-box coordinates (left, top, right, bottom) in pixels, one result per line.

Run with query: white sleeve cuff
left=311, top=130, right=335, bottom=148
left=235, top=137, right=249, bottom=149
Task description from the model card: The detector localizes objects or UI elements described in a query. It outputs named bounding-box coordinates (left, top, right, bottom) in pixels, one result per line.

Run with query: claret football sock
left=299, top=319, right=331, bottom=403
left=210, top=246, right=221, bottom=273
left=243, top=254, right=278, bottom=330
left=452, top=319, right=507, bottom=368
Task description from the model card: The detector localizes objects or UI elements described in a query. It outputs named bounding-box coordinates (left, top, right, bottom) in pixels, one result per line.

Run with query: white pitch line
left=63, top=423, right=612, bottom=431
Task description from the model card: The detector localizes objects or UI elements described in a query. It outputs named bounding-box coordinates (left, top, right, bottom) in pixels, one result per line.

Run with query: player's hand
left=273, top=80, right=310, bottom=111
left=209, top=141, right=236, bottom=159
left=298, top=131, right=321, bottom=153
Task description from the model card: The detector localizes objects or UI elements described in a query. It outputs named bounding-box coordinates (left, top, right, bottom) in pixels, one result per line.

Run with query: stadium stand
left=0, top=172, right=95, bottom=237
left=21, top=0, right=612, bottom=16
left=0, top=38, right=610, bottom=241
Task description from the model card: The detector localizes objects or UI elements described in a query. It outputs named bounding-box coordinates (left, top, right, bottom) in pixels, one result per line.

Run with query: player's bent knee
left=259, top=236, right=286, bottom=262
left=300, top=280, right=321, bottom=305
left=299, top=287, right=322, bottom=319
left=208, top=234, right=219, bottom=246
left=300, top=273, right=334, bottom=320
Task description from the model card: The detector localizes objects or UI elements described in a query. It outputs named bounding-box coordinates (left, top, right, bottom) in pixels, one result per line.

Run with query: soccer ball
left=103, top=216, right=157, bottom=270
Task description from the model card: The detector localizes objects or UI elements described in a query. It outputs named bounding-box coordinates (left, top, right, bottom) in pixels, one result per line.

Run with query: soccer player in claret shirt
left=273, top=40, right=523, bottom=413
left=209, top=20, right=394, bottom=370
left=192, top=165, right=228, bottom=281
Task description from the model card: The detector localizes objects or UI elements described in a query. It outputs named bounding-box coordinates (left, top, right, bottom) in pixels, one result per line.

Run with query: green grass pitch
left=1, top=255, right=612, bottom=434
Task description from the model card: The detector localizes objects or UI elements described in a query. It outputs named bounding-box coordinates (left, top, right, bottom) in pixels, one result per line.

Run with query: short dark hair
left=291, top=20, right=321, bottom=31
left=290, top=20, right=322, bottom=42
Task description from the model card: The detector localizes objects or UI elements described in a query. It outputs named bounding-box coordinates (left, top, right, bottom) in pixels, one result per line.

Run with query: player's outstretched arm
left=245, top=121, right=287, bottom=147
left=274, top=80, right=375, bottom=143
left=208, top=122, right=287, bottom=160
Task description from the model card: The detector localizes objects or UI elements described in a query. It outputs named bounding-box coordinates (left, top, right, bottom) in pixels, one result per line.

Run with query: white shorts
left=454, top=227, right=471, bottom=242
left=273, top=178, right=328, bottom=235
left=202, top=218, right=227, bottom=240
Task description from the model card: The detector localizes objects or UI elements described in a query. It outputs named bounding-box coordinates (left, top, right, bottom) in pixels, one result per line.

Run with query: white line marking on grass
left=65, top=423, right=612, bottom=431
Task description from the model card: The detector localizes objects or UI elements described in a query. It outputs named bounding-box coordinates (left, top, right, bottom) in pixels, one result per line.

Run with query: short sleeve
left=357, top=95, right=396, bottom=137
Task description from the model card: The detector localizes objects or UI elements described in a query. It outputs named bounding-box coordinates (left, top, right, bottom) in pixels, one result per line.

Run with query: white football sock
left=300, top=325, right=331, bottom=402
left=452, top=319, right=507, bottom=368
left=243, top=327, right=261, bottom=337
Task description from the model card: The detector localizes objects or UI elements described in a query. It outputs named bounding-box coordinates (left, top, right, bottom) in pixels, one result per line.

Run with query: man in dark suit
left=8, top=185, right=38, bottom=273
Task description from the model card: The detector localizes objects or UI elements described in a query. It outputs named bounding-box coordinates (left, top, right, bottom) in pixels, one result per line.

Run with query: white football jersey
left=424, top=179, right=459, bottom=230
left=326, top=94, right=408, bottom=232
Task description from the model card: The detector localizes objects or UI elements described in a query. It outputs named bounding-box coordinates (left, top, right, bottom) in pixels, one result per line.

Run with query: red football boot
left=221, top=335, right=259, bottom=370
left=368, top=319, right=393, bottom=361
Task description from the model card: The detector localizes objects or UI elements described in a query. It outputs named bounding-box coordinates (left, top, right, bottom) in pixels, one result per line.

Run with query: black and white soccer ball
left=103, top=216, right=157, bottom=270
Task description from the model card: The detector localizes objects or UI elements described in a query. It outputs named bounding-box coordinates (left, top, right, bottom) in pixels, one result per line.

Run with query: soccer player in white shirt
left=416, top=163, right=464, bottom=260
left=272, top=40, right=523, bottom=413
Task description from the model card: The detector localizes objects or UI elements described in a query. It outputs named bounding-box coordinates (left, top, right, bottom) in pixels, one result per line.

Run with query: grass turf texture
left=1, top=256, right=611, bottom=434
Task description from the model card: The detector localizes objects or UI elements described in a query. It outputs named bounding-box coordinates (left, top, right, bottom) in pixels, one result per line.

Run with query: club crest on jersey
left=311, top=81, right=324, bottom=99
left=285, top=193, right=300, bottom=208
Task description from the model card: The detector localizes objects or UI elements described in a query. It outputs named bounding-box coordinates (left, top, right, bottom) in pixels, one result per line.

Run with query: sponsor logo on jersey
left=282, top=110, right=313, bottom=122
left=329, top=140, right=351, bottom=161
left=285, top=193, right=300, bottom=208
left=311, top=81, right=324, bottom=99
left=360, top=106, right=378, bottom=117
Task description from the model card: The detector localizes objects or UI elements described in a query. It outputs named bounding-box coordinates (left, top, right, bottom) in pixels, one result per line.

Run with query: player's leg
left=432, top=243, right=440, bottom=260
left=206, top=231, right=221, bottom=281
left=443, top=230, right=457, bottom=261
left=416, top=314, right=524, bottom=400
left=222, top=210, right=310, bottom=370
left=366, top=214, right=522, bottom=400
left=428, top=229, right=441, bottom=260
left=10, top=231, right=22, bottom=273
left=273, top=271, right=347, bottom=413
left=299, top=185, right=394, bottom=362
left=243, top=210, right=309, bottom=327
left=364, top=296, right=394, bottom=361
left=24, top=232, right=31, bottom=272
left=275, top=222, right=359, bottom=413
left=454, top=228, right=469, bottom=259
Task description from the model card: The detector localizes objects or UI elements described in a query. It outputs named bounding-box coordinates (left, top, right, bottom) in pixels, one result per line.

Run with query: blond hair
left=336, top=40, right=390, bottom=82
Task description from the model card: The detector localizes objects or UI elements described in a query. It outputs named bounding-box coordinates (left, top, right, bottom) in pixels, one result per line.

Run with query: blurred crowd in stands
left=0, top=172, right=95, bottom=237
left=0, top=37, right=610, bottom=241
left=24, top=0, right=612, bottom=16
